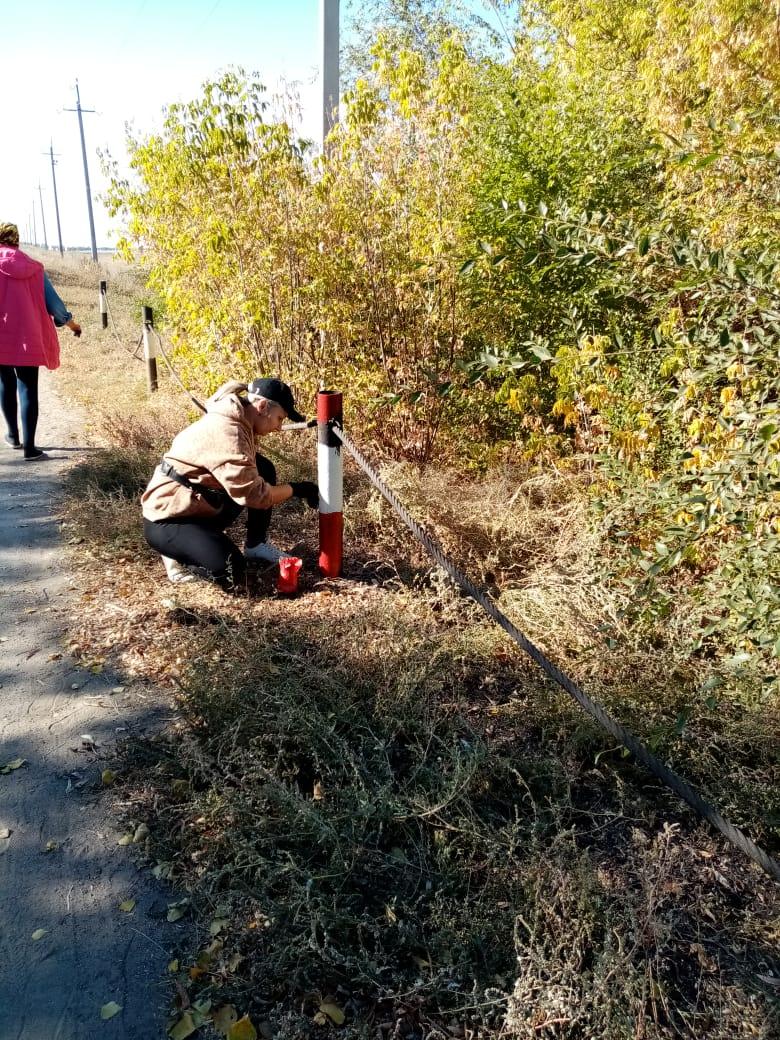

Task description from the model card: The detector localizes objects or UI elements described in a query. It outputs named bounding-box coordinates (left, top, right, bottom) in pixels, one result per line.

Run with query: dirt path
left=0, top=372, right=177, bottom=1038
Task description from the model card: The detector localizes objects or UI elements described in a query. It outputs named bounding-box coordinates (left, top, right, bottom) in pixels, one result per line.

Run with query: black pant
left=0, top=365, right=39, bottom=455
left=143, top=455, right=276, bottom=588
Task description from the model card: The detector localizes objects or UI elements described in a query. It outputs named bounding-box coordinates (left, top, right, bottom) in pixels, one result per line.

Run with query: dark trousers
left=0, top=365, right=40, bottom=454
left=143, top=455, right=276, bottom=588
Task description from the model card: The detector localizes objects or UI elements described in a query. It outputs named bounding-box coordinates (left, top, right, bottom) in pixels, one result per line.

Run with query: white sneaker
left=243, top=542, right=285, bottom=564
left=162, top=555, right=197, bottom=584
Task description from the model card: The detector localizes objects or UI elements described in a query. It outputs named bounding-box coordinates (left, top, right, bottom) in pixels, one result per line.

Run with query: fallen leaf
left=133, top=823, right=150, bottom=843
left=168, top=959, right=180, bottom=973
left=47, top=652, right=63, bottom=661
left=100, top=1002, right=122, bottom=1021
left=167, top=899, right=190, bottom=922
left=102, top=769, right=116, bottom=786
left=212, top=1005, right=239, bottom=1036
left=117, top=833, right=133, bottom=846
left=1, top=758, right=27, bottom=774
left=228, top=1016, right=258, bottom=1040
left=111, top=686, right=125, bottom=695
left=119, top=899, right=136, bottom=913
left=44, top=840, right=59, bottom=853
left=313, top=781, right=325, bottom=801
left=31, top=928, right=48, bottom=941
left=319, top=1001, right=345, bottom=1026
left=209, top=917, right=229, bottom=936
left=168, top=1012, right=199, bottom=1039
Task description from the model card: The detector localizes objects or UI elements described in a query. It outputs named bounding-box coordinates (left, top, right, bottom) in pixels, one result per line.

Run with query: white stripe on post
left=317, top=389, right=343, bottom=577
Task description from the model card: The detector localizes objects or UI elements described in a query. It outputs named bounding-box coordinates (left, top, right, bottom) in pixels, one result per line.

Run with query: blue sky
left=1, top=0, right=328, bottom=248
left=1, top=1, right=504, bottom=250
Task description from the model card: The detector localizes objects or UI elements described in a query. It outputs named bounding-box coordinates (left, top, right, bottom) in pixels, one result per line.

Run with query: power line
left=42, top=142, right=65, bottom=256
left=37, top=182, right=48, bottom=250
left=64, top=81, right=98, bottom=261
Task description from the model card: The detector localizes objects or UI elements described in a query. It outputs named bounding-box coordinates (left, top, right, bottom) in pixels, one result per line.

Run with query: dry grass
left=51, top=257, right=780, bottom=1039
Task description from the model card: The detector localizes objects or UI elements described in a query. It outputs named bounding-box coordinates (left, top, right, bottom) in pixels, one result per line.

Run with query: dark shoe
left=23, top=449, right=47, bottom=461
left=4, top=435, right=21, bottom=449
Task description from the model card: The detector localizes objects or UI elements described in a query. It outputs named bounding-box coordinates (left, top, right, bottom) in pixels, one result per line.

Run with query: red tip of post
left=317, top=389, right=343, bottom=423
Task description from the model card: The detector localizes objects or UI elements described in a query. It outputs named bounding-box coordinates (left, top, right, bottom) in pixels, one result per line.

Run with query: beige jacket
left=141, top=381, right=274, bottom=522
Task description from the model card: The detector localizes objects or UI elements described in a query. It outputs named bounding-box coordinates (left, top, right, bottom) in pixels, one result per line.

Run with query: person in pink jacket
left=0, top=222, right=81, bottom=460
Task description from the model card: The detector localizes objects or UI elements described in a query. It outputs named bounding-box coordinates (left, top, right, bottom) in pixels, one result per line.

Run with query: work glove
left=290, top=480, right=320, bottom=509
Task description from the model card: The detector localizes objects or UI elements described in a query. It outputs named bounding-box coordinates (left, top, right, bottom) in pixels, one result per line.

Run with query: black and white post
left=142, top=306, right=158, bottom=393
left=99, top=280, right=108, bottom=329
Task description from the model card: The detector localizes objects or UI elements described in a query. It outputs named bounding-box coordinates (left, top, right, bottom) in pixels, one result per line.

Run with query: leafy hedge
left=105, top=0, right=779, bottom=676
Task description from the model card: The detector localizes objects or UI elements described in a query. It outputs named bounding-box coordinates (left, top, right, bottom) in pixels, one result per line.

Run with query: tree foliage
left=105, top=1, right=779, bottom=676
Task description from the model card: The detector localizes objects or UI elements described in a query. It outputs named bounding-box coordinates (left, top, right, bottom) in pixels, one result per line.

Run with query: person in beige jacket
left=142, top=377, right=319, bottom=586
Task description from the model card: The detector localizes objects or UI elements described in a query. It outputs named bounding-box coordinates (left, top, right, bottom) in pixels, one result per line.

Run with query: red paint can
left=277, top=556, right=303, bottom=595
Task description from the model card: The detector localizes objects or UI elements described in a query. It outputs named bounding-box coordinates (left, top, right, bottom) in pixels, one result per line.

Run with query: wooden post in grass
left=99, top=280, right=108, bottom=329
left=317, top=389, right=343, bottom=577
left=142, top=306, right=158, bottom=393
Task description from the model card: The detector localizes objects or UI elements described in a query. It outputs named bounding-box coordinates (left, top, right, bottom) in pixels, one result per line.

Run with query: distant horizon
left=20, top=243, right=115, bottom=253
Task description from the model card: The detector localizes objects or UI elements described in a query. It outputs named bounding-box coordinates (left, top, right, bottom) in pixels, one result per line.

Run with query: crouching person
left=141, top=377, right=319, bottom=588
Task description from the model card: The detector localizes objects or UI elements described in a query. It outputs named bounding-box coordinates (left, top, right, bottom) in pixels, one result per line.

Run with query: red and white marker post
left=317, top=389, right=343, bottom=577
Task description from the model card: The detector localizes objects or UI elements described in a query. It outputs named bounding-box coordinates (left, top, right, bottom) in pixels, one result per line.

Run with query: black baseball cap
left=247, top=377, right=305, bottom=423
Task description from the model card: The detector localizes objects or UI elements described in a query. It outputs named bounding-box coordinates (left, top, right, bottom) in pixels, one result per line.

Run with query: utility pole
left=65, top=81, right=98, bottom=261
left=38, top=182, right=48, bottom=249
left=45, top=142, right=65, bottom=256
left=31, top=200, right=37, bottom=247
left=321, top=0, right=340, bottom=150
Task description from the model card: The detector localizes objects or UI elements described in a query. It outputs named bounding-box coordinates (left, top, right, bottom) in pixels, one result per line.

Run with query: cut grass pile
left=50, top=254, right=780, bottom=1039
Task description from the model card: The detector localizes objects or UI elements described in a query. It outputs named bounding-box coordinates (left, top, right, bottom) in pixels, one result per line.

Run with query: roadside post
left=317, top=389, right=343, bottom=577
left=142, top=306, right=158, bottom=393
left=99, top=280, right=108, bottom=329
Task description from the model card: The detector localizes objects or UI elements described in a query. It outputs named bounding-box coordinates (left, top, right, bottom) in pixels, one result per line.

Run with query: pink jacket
left=0, top=247, right=60, bottom=369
